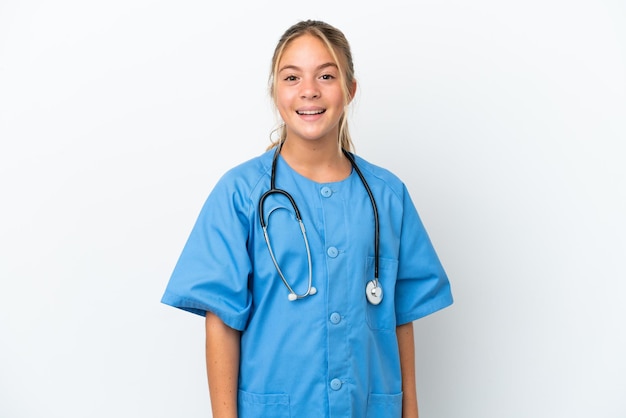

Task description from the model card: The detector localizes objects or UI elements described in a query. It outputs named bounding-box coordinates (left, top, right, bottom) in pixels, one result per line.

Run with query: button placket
left=319, top=179, right=350, bottom=414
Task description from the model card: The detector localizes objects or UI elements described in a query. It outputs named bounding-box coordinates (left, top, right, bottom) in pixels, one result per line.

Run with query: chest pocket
left=367, top=392, right=403, bottom=418
left=238, top=390, right=290, bottom=418
left=365, top=256, right=399, bottom=331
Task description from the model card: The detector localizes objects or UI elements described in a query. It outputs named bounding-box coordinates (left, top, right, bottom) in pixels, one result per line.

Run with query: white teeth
left=297, top=109, right=324, bottom=115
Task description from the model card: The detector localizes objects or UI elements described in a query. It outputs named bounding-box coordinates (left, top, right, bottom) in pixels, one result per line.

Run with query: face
left=275, top=34, right=352, bottom=146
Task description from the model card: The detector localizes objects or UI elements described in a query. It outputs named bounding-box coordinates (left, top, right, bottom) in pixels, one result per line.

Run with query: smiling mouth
left=296, top=109, right=326, bottom=115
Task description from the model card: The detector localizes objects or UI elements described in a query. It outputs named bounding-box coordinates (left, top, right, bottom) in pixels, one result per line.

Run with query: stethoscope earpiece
left=288, top=286, right=318, bottom=302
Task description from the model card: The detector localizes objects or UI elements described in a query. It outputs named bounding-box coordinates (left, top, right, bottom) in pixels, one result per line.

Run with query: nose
left=300, top=78, right=320, bottom=99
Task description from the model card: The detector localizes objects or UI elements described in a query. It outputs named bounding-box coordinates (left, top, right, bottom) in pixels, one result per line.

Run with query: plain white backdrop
left=1, top=0, right=625, bottom=417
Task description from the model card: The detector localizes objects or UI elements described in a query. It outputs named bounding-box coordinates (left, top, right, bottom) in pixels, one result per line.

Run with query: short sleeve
left=160, top=174, right=253, bottom=331
left=395, top=185, right=453, bottom=324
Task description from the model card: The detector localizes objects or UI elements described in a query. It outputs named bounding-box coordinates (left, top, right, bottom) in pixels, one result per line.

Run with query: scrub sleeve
left=160, top=165, right=255, bottom=330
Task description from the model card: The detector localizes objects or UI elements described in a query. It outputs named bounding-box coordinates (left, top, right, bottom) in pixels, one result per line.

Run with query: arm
left=397, top=321, right=419, bottom=418
left=205, top=311, right=241, bottom=418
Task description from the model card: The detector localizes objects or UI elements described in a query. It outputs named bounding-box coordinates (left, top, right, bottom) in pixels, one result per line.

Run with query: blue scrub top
left=161, top=149, right=453, bottom=418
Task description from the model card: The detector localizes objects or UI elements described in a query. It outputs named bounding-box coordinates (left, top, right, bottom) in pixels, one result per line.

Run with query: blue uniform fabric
left=161, top=149, right=453, bottom=418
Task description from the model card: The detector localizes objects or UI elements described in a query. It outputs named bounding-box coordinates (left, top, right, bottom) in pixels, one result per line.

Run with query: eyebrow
left=278, top=62, right=338, bottom=73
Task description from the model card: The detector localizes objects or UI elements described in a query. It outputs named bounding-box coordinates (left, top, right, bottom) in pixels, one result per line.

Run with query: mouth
left=296, top=109, right=326, bottom=116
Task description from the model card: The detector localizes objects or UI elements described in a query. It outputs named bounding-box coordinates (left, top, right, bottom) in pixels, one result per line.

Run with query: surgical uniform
left=161, top=149, right=453, bottom=418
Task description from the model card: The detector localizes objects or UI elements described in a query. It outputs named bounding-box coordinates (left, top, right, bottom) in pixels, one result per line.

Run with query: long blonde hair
left=267, top=20, right=356, bottom=152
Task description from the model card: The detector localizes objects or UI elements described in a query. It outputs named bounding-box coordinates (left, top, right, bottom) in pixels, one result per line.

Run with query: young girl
left=162, top=19, right=453, bottom=418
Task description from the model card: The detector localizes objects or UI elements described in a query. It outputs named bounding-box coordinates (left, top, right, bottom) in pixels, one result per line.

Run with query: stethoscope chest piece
left=365, top=280, right=383, bottom=305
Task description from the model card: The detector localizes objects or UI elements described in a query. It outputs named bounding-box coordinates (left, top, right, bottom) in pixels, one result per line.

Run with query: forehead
left=279, top=34, right=337, bottom=67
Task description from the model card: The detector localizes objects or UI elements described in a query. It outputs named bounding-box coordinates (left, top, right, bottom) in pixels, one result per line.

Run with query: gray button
left=330, top=312, right=341, bottom=324
left=330, top=378, right=342, bottom=390
left=320, top=186, right=332, bottom=197
left=327, top=247, right=339, bottom=258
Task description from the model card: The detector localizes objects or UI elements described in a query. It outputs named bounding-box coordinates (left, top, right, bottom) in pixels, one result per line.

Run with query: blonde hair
left=267, top=20, right=356, bottom=152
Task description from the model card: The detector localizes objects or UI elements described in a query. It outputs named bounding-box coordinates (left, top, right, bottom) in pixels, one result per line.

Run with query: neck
left=279, top=138, right=351, bottom=183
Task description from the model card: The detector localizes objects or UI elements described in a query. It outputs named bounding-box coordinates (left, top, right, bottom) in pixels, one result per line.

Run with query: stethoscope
left=258, top=142, right=383, bottom=305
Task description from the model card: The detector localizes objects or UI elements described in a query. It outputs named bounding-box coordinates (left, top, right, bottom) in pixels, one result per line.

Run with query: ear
left=348, top=79, right=357, bottom=103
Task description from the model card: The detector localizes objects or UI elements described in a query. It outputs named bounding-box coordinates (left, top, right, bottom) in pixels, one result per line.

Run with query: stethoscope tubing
left=259, top=142, right=380, bottom=302
left=259, top=148, right=314, bottom=300
left=342, top=149, right=379, bottom=283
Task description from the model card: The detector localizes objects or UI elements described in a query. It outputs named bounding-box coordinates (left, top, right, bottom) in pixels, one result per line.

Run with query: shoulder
left=351, top=153, right=408, bottom=200
left=214, top=149, right=274, bottom=196
left=200, top=149, right=274, bottom=217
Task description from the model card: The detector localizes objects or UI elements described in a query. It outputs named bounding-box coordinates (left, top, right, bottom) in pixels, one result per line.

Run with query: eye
left=320, top=74, right=335, bottom=80
left=284, top=75, right=298, bottom=82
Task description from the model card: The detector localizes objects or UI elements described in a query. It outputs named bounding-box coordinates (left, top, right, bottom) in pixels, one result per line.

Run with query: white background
left=1, top=1, right=625, bottom=417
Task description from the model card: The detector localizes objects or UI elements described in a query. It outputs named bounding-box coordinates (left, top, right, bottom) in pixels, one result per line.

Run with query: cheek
left=276, top=98, right=288, bottom=119
left=335, top=88, right=348, bottom=106
left=322, top=86, right=346, bottom=108
left=275, top=91, right=295, bottom=118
